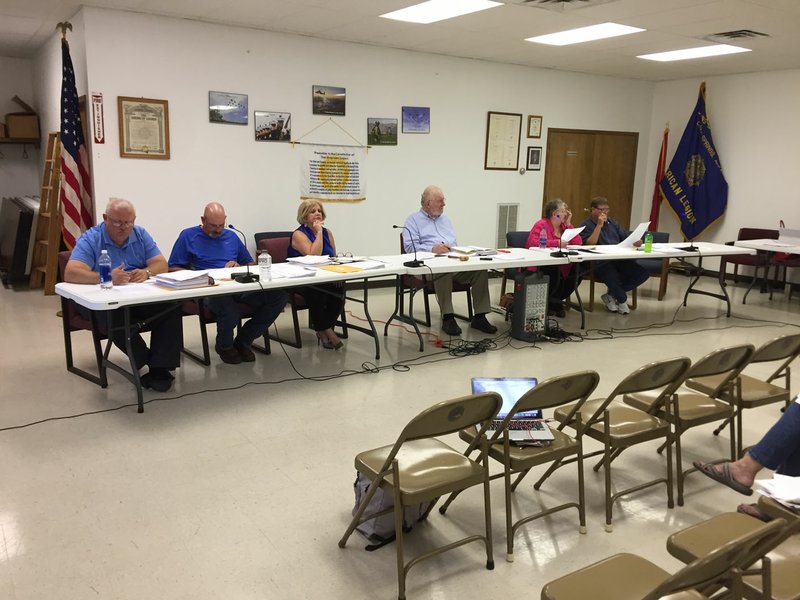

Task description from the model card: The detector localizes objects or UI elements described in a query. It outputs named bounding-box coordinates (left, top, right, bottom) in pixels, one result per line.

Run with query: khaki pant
left=432, top=270, right=491, bottom=317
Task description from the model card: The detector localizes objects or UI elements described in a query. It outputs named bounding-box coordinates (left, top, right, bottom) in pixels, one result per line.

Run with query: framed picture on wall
left=209, top=91, right=248, bottom=125
left=117, top=96, right=170, bottom=159
left=367, top=118, right=398, bottom=145
left=527, top=146, right=542, bottom=171
left=401, top=106, right=430, bottom=133
left=527, top=115, right=543, bottom=138
left=254, top=111, right=291, bottom=142
left=312, top=85, right=346, bottom=115
left=484, top=111, right=521, bottom=170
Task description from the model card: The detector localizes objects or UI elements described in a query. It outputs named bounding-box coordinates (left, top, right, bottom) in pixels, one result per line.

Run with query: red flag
left=59, top=38, right=94, bottom=248
left=648, top=126, right=669, bottom=230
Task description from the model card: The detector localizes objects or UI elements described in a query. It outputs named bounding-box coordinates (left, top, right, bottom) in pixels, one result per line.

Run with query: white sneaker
left=617, top=302, right=631, bottom=315
left=601, top=293, right=618, bottom=313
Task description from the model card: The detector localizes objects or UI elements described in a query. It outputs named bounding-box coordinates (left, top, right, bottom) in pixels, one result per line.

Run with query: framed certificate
left=484, top=111, right=522, bottom=171
left=527, top=115, right=543, bottom=139
left=117, top=96, right=170, bottom=159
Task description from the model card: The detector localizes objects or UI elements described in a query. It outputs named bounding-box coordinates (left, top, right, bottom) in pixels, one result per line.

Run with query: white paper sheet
left=286, top=255, right=332, bottom=265
left=561, top=227, right=584, bottom=243
left=619, top=221, right=650, bottom=247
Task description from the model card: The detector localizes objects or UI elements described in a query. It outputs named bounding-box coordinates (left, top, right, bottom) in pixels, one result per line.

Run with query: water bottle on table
left=539, top=228, right=548, bottom=249
left=644, top=231, right=653, bottom=254
left=258, top=250, right=272, bottom=282
left=99, top=249, right=113, bottom=289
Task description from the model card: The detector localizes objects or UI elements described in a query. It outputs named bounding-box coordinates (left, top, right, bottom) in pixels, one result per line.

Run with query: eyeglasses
left=594, top=207, right=611, bottom=213
left=106, top=217, right=135, bottom=228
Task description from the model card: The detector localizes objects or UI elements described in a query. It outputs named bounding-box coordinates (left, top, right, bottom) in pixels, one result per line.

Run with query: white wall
left=28, top=6, right=655, bottom=258
left=644, top=71, right=800, bottom=245
left=0, top=56, right=41, bottom=198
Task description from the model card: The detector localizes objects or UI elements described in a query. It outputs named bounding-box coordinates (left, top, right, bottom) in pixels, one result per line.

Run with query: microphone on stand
left=228, top=224, right=259, bottom=283
left=393, top=225, right=424, bottom=267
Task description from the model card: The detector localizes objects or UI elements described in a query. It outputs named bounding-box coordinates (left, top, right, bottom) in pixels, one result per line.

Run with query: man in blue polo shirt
left=403, top=185, right=497, bottom=337
left=169, top=202, right=287, bottom=364
left=65, top=198, right=182, bottom=392
left=579, top=196, right=649, bottom=315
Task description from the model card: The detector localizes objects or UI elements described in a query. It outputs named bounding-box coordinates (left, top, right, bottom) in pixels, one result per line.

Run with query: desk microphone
left=392, top=225, right=424, bottom=267
left=228, top=224, right=259, bottom=283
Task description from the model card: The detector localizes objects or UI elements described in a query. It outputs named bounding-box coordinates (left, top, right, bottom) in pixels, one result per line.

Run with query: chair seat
left=459, top=426, right=579, bottom=469
left=355, top=439, right=485, bottom=505
left=667, top=512, right=766, bottom=564
left=687, top=373, right=790, bottom=408
left=556, top=399, right=669, bottom=443
left=626, top=390, right=733, bottom=425
left=542, top=553, right=703, bottom=600
left=743, top=533, right=800, bottom=600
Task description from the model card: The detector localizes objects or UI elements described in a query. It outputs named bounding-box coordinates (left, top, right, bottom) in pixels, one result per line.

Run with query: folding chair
left=685, top=332, right=800, bottom=456
left=440, top=371, right=600, bottom=562
left=624, top=344, right=755, bottom=505
left=550, top=356, right=692, bottom=531
left=339, top=392, right=502, bottom=600
left=541, top=517, right=787, bottom=600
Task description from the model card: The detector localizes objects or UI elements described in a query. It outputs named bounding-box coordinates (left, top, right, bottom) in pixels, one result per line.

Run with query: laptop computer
left=470, top=377, right=554, bottom=443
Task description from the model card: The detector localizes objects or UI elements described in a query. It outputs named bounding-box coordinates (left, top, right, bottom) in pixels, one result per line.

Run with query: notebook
left=470, top=377, right=554, bottom=443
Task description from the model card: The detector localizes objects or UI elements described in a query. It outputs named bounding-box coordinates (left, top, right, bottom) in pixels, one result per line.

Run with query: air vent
left=706, top=29, right=769, bottom=40
left=496, top=204, right=519, bottom=248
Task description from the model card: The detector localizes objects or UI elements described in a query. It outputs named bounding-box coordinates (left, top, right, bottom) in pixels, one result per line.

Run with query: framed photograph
left=312, top=85, right=346, bottom=116
left=209, top=91, right=248, bottom=125
left=484, top=111, right=521, bottom=170
left=367, top=118, right=398, bottom=146
left=401, top=106, right=430, bottom=133
left=527, top=115, right=543, bottom=138
left=117, top=96, right=170, bottom=159
left=255, top=111, right=291, bottom=142
left=527, top=146, right=542, bottom=171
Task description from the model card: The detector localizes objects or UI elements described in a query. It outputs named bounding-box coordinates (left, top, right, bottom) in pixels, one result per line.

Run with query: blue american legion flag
left=60, top=38, right=93, bottom=248
left=659, top=82, right=727, bottom=241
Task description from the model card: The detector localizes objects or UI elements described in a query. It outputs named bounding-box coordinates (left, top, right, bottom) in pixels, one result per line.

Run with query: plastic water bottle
left=539, top=228, right=548, bottom=249
left=258, top=250, right=272, bottom=282
left=98, top=249, right=113, bottom=289
left=644, top=231, right=653, bottom=254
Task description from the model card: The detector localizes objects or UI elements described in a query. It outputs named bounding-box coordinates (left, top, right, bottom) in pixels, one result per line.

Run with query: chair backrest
left=254, top=230, right=294, bottom=247
left=737, top=227, right=779, bottom=241
left=750, top=332, right=800, bottom=372
left=57, top=250, right=71, bottom=282
left=583, top=356, right=692, bottom=427
left=258, top=236, right=291, bottom=264
left=651, top=231, right=669, bottom=244
left=650, top=518, right=787, bottom=600
left=399, top=393, right=502, bottom=442
left=685, top=344, right=756, bottom=397
left=506, top=230, right=529, bottom=249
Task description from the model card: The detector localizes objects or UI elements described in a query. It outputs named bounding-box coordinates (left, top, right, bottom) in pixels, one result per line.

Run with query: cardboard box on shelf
left=5, top=114, right=39, bottom=139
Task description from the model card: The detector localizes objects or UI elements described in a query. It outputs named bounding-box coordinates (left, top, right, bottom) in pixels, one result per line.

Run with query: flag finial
left=57, top=22, right=72, bottom=39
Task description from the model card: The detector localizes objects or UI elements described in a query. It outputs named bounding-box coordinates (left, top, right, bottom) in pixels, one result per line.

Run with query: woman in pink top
left=526, top=198, right=583, bottom=317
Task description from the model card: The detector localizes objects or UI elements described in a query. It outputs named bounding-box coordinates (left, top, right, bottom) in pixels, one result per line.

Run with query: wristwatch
left=146, top=269, right=153, bottom=278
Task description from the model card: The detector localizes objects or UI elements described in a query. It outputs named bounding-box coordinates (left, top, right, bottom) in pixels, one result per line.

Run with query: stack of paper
left=286, top=255, right=331, bottom=266
left=153, top=270, right=212, bottom=289
left=272, top=263, right=316, bottom=278
left=754, top=474, right=800, bottom=511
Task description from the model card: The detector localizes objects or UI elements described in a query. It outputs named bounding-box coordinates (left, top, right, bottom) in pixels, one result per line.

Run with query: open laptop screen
left=471, top=377, right=540, bottom=420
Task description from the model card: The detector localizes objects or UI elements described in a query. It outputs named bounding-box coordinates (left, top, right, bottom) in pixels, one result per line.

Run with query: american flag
left=60, top=38, right=93, bottom=248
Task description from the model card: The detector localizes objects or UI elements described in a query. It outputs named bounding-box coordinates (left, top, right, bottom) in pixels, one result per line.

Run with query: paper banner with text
left=300, top=145, right=366, bottom=202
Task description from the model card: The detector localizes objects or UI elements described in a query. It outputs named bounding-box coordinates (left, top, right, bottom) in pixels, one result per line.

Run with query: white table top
left=566, top=241, right=756, bottom=262
left=735, top=239, right=800, bottom=255
left=395, top=248, right=568, bottom=276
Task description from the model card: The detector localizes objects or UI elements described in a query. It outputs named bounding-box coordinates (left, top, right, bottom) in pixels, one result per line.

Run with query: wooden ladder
left=29, top=132, right=62, bottom=294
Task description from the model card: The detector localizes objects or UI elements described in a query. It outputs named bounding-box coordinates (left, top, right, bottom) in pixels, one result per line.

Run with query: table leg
left=384, top=275, right=423, bottom=352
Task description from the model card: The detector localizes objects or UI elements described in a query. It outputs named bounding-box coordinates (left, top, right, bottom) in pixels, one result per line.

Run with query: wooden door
left=543, top=129, right=638, bottom=229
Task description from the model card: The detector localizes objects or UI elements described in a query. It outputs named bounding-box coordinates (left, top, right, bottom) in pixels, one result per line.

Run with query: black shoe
left=441, top=318, right=462, bottom=336
left=470, top=315, right=498, bottom=334
left=141, top=372, right=172, bottom=392
left=215, top=344, right=242, bottom=364
left=234, top=338, right=256, bottom=362
left=548, top=304, right=566, bottom=318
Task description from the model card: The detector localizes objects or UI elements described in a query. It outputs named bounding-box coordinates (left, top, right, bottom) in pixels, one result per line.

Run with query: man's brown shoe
left=234, top=339, right=256, bottom=362
left=215, top=344, right=242, bottom=364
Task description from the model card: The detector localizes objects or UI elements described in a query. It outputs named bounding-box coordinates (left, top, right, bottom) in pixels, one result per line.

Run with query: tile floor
left=0, top=272, right=798, bottom=599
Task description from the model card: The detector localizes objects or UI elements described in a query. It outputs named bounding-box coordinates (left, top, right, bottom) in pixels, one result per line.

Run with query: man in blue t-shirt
left=169, top=202, right=287, bottom=364
left=579, top=196, right=649, bottom=315
left=65, top=198, right=182, bottom=392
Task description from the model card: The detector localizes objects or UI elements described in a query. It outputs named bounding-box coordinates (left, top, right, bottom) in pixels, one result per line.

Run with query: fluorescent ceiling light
left=637, top=44, right=751, bottom=62
left=526, top=22, right=645, bottom=46
left=380, top=0, right=502, bottom=24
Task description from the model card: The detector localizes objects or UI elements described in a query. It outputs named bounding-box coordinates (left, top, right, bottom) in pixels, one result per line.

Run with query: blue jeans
left=208, top=290, right=287, bottom=349
left=749, top=401, right=800, bottom=476
left=593, top=261, right=650, bottom=304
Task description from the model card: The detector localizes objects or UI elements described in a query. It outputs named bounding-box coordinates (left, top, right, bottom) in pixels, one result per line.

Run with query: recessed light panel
left=526, top=22, right=645, bottom=46
left=380, top=0, right=502, bottom=25
left=638, top=44, right=751, bottom=62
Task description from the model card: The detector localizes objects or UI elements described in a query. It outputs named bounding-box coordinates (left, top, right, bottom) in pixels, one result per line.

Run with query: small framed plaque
left=484, top=111, right=522, bottom=171
left=117, top=96, right=170, bottom=159
left=527, top=115, right=543, bottom=139
left=526, top=146, right=542, bottom=171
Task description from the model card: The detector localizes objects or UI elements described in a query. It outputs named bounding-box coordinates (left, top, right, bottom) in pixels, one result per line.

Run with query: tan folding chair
left=625, top=344, right=755, bottom=505
left=440, top=371, right=600, bottom=562
left=338, top=392, right=502, bottom=600
left=541, top=517, right=787, bottom=600
left=685, top=332, right=800, bottom=456
left=548, top=357, right=692, bottom=531
left=667, top=510, right=799, bottom=600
